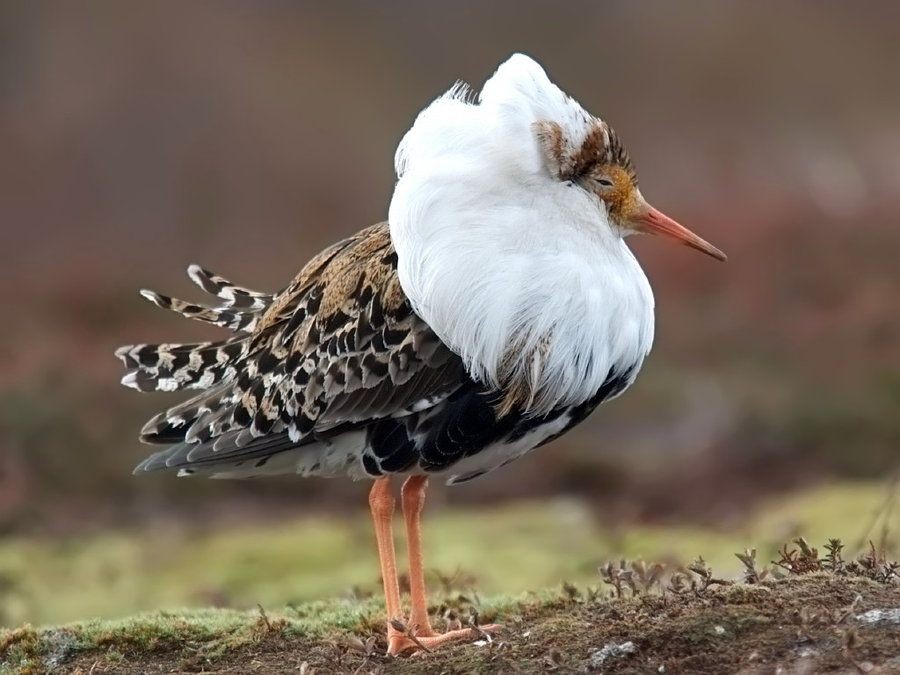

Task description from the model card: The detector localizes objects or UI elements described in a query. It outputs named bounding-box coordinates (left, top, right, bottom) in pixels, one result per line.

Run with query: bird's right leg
left=388, top=475, right=500, bottom=655
left=368, top=478, right=404, bottom=651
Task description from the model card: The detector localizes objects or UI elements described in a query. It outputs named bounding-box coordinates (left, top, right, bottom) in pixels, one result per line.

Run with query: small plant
left=846, top=541, right=900, bottom=583
left=821, top=538, right=846, bottom=573
left=769, top=537, right=900, bottom=583
left=598, top=558, right=665, bottom=598
left=772, top=537, right=822, bottom=575
left=599, top=559, right=636, bottom=598
left=735, top=548, right=770, bottom=584
left=668, top=557, right=732, bottom=597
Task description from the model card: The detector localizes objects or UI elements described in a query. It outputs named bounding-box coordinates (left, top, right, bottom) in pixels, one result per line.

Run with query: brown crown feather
left=534, top=119, right=636, bottom=184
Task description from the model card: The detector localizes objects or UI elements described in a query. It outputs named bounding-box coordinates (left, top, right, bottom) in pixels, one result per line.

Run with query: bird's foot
left=387, top=624, right=501, bottom=656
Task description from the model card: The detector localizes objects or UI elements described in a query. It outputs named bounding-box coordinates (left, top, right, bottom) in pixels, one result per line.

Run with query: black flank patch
left=379, top=441, right=417, bottom=473
left=532, top=365, right=636, bottom=449
left=419, top=387, right=500, bottom=469
left=362, top=453, right=382, bottom=476
left=368, top=419, right=409, bottom=459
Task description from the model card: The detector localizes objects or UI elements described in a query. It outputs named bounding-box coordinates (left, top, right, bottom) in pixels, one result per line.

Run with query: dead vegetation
left=1, top=539, right=898, bottom=674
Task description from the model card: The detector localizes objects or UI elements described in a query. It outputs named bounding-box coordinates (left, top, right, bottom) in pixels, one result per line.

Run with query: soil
left=4, top=573, right=899, bottom=674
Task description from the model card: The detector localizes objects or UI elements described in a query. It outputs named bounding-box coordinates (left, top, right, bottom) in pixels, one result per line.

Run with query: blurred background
left=1, top=1, right=897, bottom=628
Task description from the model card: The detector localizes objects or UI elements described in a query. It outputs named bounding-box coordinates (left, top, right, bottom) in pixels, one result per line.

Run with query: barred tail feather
left=139, top=289, right=261, bottom=333
left=186, top=264, right=274, bottom=310
left=134, top=265, right=274, bottom=333
left=115, top=338, right=249, bottom=392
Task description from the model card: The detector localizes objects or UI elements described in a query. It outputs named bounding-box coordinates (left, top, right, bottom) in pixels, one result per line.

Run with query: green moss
left=3, top=548, right=898, bottom=674
left=0, top=482, right=893, bottom=628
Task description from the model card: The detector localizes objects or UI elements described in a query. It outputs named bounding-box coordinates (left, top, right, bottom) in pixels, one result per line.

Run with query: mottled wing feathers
left=121, top=223, right=466, bottom=476
left=226, top=224, right=463, bottom=443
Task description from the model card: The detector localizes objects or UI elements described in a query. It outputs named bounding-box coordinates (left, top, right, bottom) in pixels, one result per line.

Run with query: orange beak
left=630, top=201, right=727, bottom=262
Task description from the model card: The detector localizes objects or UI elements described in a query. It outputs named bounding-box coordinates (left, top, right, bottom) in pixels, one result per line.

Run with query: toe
left=387, top=624, right=503, bottom=656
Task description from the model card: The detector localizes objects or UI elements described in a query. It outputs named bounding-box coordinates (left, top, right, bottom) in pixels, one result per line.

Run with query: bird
left=116, top=53, right=725, bottom=656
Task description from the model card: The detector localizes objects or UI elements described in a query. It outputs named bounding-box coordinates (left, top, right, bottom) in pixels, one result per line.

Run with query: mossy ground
left=1, top=482, right=892, bottom=628
left=2, top=482, right=897, bottom=672
left=2, top=540, right=898, bottom=674
left=2, top=573, right=898, bottom=674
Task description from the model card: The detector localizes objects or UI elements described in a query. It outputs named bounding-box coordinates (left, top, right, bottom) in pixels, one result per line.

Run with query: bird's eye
left=596, top=177, right=614, bottom=188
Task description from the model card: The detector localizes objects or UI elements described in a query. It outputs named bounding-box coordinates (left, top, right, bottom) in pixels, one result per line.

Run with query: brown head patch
left=572, top=121, right=636, bottom=184
left=533, top=118, right=636, bottom=186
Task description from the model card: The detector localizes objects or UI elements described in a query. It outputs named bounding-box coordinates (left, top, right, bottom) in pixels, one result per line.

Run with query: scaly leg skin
left=368, top=478, right=406, bottom=650
left=386, top=475, right=500, bottom=656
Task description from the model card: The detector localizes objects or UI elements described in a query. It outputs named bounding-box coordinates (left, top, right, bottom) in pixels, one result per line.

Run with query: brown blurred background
left=0, top=1, right=898, bottom=538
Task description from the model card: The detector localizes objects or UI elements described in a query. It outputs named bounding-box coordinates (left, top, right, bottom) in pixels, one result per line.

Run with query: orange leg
left=368, top=478, right=404, bottom=647
left=401, top=475, right=436, bottom=636
left=385, top=475, right=501, bottom=656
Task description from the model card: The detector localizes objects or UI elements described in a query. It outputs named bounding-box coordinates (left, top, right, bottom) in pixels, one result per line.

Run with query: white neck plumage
left=388, top=54, right=655, bottom=414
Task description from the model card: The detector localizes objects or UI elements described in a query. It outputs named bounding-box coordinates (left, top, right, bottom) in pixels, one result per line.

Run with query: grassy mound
left=2, top=540, right=897, bottom=674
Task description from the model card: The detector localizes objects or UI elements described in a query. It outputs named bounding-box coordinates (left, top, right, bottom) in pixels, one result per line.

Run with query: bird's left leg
left=387, top=475, right=500, bottom=655
left=368, top=478, right=405, bottom=650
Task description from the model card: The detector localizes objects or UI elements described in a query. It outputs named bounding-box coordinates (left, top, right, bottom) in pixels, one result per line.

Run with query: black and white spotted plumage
left=118, top=223, right=639, bottom=483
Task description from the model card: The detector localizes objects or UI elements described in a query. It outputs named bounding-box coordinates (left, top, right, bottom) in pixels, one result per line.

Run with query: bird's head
left=534, top=110, right=726, bottom=262
left=392, top=54, right=724, bottom=263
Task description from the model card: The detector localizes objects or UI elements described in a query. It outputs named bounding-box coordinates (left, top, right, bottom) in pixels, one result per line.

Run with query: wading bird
left=117, top=54, right=725, bottom=655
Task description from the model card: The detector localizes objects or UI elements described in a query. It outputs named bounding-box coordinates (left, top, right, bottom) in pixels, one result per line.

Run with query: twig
left=390, top=618, right=432, bottom=653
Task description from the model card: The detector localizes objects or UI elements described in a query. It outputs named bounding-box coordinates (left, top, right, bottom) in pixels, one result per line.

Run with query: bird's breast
left=390, top=185, right=655, bottom=415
